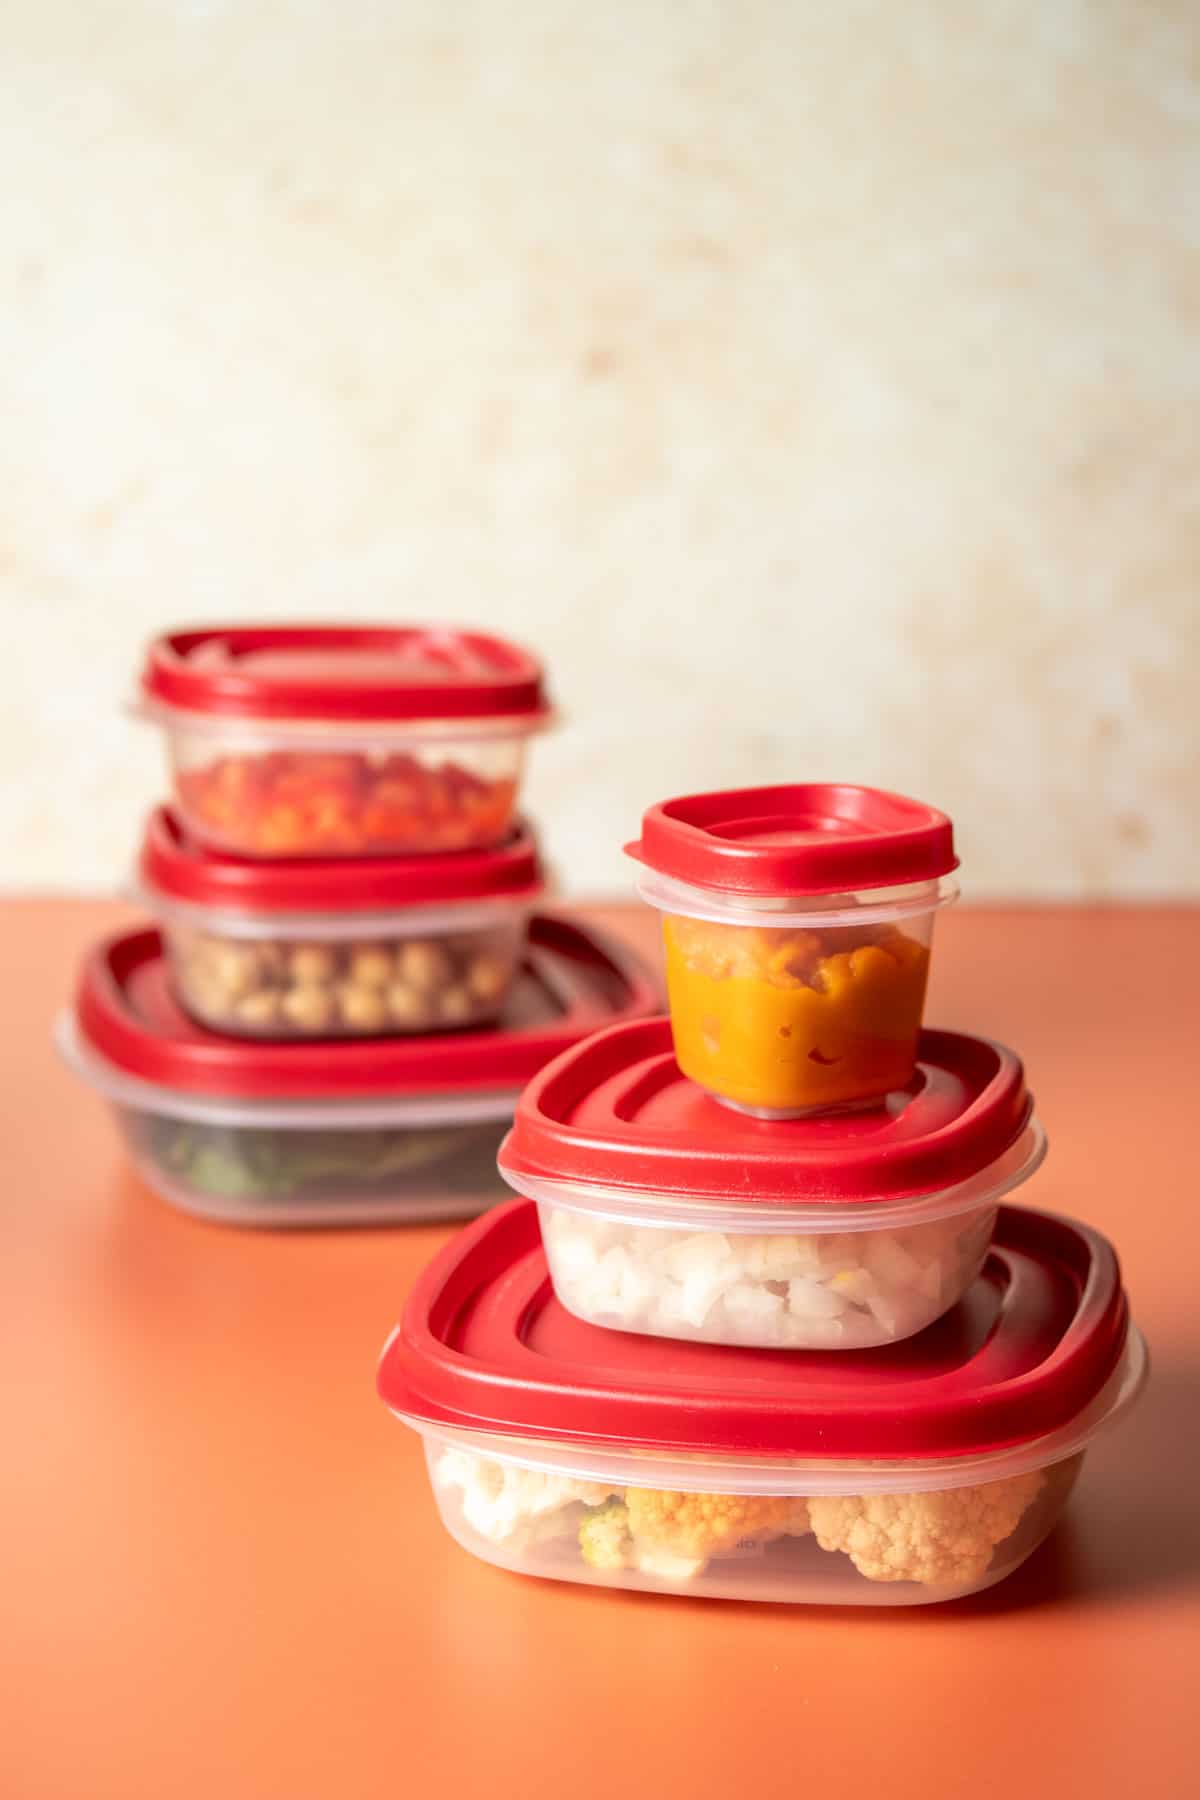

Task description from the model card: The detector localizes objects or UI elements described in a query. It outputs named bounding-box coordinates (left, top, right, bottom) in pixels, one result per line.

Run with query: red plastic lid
left=500, top=1016, right=1030, bottom=1204
left=74, top=919, right=657, bottom=1099
left=627, top=784, right=957, bottom=896
left=378, top=1198, right=1129, bottom=1459
left=141, top=625, right=549, bottom=724
left=139, top=806, right=544, bottom=913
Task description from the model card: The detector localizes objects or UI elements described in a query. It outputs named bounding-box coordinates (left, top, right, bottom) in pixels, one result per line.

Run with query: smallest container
left=500, top=1017, right=1042, bottom=1350
left=627, top=784, right=958, bottom=1117
left=138, top=807, right=544, bottom=1039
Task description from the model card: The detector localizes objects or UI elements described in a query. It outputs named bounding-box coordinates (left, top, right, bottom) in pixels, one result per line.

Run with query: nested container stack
left=59, top=625, right=656, bottom=1225
left=381, top=784, right=1147, bottom=1606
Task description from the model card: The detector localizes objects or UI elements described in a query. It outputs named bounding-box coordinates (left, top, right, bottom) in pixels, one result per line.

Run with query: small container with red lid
left=57, top=919, right=656, bottom=1227
left=627, top=784, right=959, bottom=1117
left=138, top=625, right=554, bottom=859
left=499, top=1017, right=1042, bottom=1350
left=138, top=806, right=546, bottom=1039
left=378, top=1198, right=1145, bottom=1605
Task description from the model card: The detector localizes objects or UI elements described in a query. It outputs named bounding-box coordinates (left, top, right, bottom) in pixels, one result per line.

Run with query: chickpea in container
left=137, top=807, right=545, bottom=1040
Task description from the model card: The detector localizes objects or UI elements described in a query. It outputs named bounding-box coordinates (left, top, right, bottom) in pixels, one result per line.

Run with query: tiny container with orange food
left=379, top=1199, right=1145, bottom=1605
left=499, top=1017, right=1044, bottom=1350
left=137, top=806, right=546, bottom=1039
left=627, top=784, right=959, bottom=1118
left=137, top=624, right=553, bottom=859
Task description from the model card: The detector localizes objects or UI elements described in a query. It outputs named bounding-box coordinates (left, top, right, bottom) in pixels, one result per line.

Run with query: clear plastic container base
left=422, top=1437, right=1086, bottom=1607
left=538, top=1198, right=999, bottom=1350
left=162, top=721, right=533, bottom=859
left=118, top=1105, right=511, bottom=1228
left=160, top=909, right=528, bottom=1039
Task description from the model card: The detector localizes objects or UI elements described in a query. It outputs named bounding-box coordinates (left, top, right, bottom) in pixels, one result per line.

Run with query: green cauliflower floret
left=807, top=1471, right=1043, bottom=1587
left=579, top=1498, right=634, bottom=1571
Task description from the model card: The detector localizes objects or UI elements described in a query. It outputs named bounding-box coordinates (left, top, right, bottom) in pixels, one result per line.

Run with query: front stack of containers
left=60, top=625, right=657, bottom=1224
left=380, top=784, right=1147, bottom=1605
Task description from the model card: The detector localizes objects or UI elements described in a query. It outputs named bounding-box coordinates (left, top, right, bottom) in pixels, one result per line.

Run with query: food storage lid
left=378, top=1199, right=1130, bottom=1459
left=140, top=624, right=550, bottom=724
left=627, top=784, right=957, bottom=896
left=74, top=919, right=657, bottom=1099
left=139, top=806, right=544, bottom=913
left=499, top=1017, right=1030, bottom=1205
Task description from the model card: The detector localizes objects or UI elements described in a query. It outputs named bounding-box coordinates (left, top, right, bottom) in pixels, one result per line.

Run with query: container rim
left=394, top=1326, right=1147, bottom=1497
left=56, top=1010, right=521, bottom=1130
left=499, top=1117, right=1047, bottom=1234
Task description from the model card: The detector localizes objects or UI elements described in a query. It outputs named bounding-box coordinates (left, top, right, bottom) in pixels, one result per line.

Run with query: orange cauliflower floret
left=807, top=1471, right=1043, bottom=1587
left=578, top=1490, right=809, bottom=1582
left=625, top=1488, right=810, bottom=1559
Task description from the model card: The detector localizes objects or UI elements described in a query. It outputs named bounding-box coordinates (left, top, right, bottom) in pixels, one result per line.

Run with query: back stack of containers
left=60, top=625, right=656, bottom=1226
left=380, top=784, right=1147, bottom=1606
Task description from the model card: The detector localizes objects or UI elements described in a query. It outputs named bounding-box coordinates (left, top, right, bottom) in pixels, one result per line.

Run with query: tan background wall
left=3, top=2, right=1196, bottom=896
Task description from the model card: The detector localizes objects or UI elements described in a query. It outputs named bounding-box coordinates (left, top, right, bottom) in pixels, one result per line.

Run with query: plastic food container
left=58, top=917, right=656, bottom=1227
left=138, top=806, right=545, bottom=1039
left=379, top=1199, right=1145, bottom=1606
left=499, top=1016, right=1040, bottom=1349
left=627, top=785, right=959, bottom=1117
left=138, top=625, right=553, bottom=858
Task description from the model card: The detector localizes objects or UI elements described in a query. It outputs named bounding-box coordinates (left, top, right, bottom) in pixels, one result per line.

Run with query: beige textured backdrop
left=3, top=2, right=1197, bottom=896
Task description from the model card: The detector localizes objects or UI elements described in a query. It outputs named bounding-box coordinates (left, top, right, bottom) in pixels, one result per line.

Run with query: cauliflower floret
left=579, top=1498, right=634, bottom=1570
left=578, top=1492, right=807, bottom=1582
left=436, top=1449, right=617, bottom=1547
left=625, top=1488, right=810, bottom=1560
left=808, top=1471, right=1043, bottom=1587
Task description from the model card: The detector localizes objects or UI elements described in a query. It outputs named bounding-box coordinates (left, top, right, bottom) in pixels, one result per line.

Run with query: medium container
left=627, top=784, right=959, bottom=1117
left=138, top=806, right=545, bottom=1038
left=137, top=625, right=553, bottom=858
left=380, top=1200, right=1144, bottom=1606
left=58, top=918, right=656, bottom=1227
left=499, top=1015, right=1039, bottom=1350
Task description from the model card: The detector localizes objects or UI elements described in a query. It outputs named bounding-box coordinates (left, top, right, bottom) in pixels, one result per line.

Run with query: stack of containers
left=59, top=625, right=657, bottom=1226
left=380, top=785, right=1147, bottom=1605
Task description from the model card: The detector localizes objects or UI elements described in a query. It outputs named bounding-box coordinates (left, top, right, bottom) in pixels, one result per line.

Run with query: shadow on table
left=951, top=1351, right=1200, bottom=1619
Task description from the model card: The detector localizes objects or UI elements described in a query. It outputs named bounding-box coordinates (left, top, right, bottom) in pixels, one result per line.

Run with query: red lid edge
left=378, top=1200, right=1131, bottom=1462
left=139, top=806, right=545, bottom=913
left=499, top=1017, right=1031, bottom=1205
left=140, top=624, right=550, bottom=724
left=628, top=783, right=958, bottom=896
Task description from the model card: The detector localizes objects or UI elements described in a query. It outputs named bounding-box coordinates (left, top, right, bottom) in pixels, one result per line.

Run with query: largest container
left=379, top=1199, right=1146, bottom=1606
left=138, top=624, right=554, bottom=858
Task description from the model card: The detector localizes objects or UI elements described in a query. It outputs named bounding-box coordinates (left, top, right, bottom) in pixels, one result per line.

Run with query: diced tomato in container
left=137, top=806, right=546, bottom=1039
left=499, top=1015, right=1044, bottom=1350
left=137, top=625, right=553, bottom=859
left=58, top=919, right=656, bottom=1228
left=627, top=784, right=959, bottom=1117
left=379, top=1199, right=1145, bottom=1605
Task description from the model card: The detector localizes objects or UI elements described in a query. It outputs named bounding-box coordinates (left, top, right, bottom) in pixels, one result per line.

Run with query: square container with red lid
left=378, top=1197, right=1145, bottom=1605
left=627, top=784, right=959, bottom=1118
left=137, top=806, right=547, bottom=1039
left=58, top=917, right=656, bottom=1228
left=137, top=624, right=554, bottom=859
left=498, top=1015, right=1044, bottom=1350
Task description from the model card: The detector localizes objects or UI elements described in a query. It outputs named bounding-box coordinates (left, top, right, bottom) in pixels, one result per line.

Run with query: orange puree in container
left=662, top=915, right=929, bottom=1113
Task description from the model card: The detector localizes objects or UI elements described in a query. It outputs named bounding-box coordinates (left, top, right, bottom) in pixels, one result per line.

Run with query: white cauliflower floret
left=807, top=1471, right=1043, bottom=1587
left=436, top=1448, right=618, bottom=1549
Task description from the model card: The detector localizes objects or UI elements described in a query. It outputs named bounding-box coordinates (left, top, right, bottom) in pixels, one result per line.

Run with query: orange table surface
left=4, top=897, right=1198, bottom=1799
